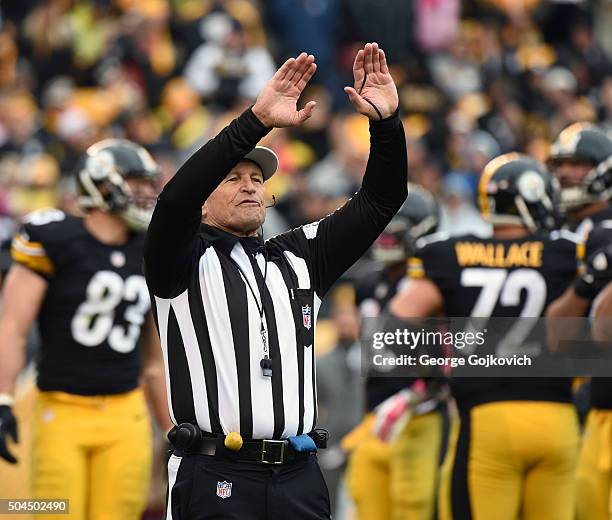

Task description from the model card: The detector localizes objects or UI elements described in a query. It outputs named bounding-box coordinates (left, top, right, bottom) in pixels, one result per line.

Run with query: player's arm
left=140, top=313, right=173, bottom=432
left=144, top=54, right=316, bottom=298
left=545, top=286, right=591, bottom=318
left=544, top=286, right=590, bottom=352
left=0, top=264, right=48, bottom=463
left=545, top=234, right=594, bottom=319
left=546, top=239, right=612, bottom=348
left=0, top=264, right=47, bottom=396
left=304, top=44, right=407, bottom=296
left=389, top=278, right=444, bottom=318
left=592, top=281, right=612, bottom=341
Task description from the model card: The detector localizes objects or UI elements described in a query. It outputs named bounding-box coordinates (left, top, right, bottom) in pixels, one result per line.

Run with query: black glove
left=0, top=405, right=18, bottom=464
left=574, top=243, right=612, bottom=301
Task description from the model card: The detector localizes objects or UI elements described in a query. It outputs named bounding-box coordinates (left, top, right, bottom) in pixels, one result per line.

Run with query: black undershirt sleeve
left=307, top=110, right=408, bottom=296
left=144, top=108, right=270, bottom=298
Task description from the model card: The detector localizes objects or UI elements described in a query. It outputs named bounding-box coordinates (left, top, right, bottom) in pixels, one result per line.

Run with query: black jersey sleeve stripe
left=166, top=305, right=197, bottom=425
left=451, top=411, right=473, bottom=520
left=218, top=253, right=254, bottom=438
left=310, top=337, right=317, bottom=431
left=247, top=252, right=285, bottom=439
left=188, top=263, right=223, bottom=434
left=273, top=257, right=306, bottom=435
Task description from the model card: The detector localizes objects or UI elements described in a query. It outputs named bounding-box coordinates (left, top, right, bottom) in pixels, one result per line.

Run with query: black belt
left=168, top=424, right=327, bottom=465
left=194, top=436, right=310, bottom=464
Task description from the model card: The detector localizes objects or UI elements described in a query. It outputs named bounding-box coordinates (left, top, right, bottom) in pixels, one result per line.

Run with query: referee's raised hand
left=252, top=52, right=317, bottom=128
left=344, top=42, right=399, bottom=121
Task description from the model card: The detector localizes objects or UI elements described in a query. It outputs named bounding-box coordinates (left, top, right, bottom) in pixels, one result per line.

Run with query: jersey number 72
left=461, top=268, right=547, bottom=355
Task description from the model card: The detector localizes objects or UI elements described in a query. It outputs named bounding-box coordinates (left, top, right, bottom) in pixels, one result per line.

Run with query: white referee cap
left=243, top=146, right=279, bottom=181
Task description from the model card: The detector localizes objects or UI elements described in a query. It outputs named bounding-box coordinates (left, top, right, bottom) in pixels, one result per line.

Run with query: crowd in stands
left=1, top=1, right=610, bottom=263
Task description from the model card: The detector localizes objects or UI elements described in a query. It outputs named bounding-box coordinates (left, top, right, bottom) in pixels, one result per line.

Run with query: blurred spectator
left=343, top=0, right=413, bottom=64
left=307, top=113, right=370, bottom=198
left=0, top=91, right=44, bottom=157
left=264, top=0, right=341, bottom=96
left=414, top=0, right=460, bottom=53
left=428, top=21, right=483, bottom=101
left=155, top=77, right=209, bottom=151
left=438, top=171, right=491, bottom=237
left=184, top=11, right=275, bottom=108
left=289, top=85, right=334, bottom=161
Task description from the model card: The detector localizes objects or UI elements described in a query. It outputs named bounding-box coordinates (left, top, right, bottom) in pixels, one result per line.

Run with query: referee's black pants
left=166, top=452, right=331, bottom=519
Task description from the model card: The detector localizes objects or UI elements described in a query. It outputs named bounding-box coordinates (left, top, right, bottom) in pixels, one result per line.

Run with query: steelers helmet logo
left=517, top=171, right=546, bottom=202
left=593, top=252, right=608, bottom=272
left=86, top=150, right=115, bottom=181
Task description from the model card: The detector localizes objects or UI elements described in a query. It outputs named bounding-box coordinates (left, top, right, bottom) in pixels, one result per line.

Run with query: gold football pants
left=439, top=401, right=579, bottom=520
left=346, top=411, right=443, bottom=520
left=32, top=388, right=152, bottom=520
left=576, top=409, right=612, bottom=520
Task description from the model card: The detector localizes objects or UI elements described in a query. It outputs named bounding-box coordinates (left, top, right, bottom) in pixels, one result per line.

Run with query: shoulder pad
left=21, top=210, right=84, bottom=243
left=595, top=219, right=612, bottom=230
left=549, top=229, right=581, bottom=244
left=12, top=210, right=82, bottom=276
left=22, top=208, right=67, bottom=228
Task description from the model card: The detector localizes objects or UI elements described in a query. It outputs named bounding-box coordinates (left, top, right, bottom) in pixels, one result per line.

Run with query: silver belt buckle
left=261, top=439, right=285, bottom=464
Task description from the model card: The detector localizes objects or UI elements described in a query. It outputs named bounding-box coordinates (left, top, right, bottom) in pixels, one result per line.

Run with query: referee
left=144, top=43, right=407, bottom=520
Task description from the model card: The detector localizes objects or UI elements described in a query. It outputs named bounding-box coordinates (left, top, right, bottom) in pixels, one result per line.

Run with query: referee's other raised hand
left=344, top=42, right=399, bottom=121
left=252, top=52, right=317, bottom=128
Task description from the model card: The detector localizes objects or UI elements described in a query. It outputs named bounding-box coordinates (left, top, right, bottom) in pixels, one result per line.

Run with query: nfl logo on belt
left=216, top=480, right=232, bottom=499
left=302, top=304, right=312, bottom=330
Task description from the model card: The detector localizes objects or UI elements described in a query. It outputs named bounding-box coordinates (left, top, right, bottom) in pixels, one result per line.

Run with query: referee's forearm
left=159, top=107, right=271, bottom=208
left=144, top=108, right=271, bottom=297
left=307, top=112, right=408, bottom=296
left=361, top=109, right=408, bottom=209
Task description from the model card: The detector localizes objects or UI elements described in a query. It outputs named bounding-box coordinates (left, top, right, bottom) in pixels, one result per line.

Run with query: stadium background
left=1, top=0, right=612, bottom=518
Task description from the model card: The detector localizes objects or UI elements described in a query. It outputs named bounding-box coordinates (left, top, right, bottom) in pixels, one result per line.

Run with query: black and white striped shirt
left=144, top=107, right=407, bottom=439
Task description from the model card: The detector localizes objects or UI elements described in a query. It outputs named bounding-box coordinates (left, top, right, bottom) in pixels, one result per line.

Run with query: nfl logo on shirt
left=216, top=481, right=232, bottom=499
left=302, top=305, right=312, bottom=330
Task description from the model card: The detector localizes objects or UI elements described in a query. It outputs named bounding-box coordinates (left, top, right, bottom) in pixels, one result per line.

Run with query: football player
left=0, top=139, right=171, bottom=520
left=545, top=123, right=612, bottom=520
left=548, top=122, right=612, bottom=235
left=345, top=183, right=445, bottom=520
left=389, top=154, right=581, bottom=520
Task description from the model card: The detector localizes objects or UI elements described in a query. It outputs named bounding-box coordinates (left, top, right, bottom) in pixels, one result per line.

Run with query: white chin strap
left=119, top=206, right=154, bottom=231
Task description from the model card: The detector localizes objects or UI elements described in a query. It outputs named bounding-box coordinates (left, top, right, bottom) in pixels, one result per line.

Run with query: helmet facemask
left=554, top=157, right=612, bottom=211
left=76, top=140, right=160, bottom=231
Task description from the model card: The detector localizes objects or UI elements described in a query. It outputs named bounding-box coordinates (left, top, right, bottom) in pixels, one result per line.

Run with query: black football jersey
left=11, top=209, right=150, bottom=395
left=573, top=205, right=612, bottom=246
left=408, top=231, right=579, bottom=410
left=574, top=206, right=612, bottom=409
